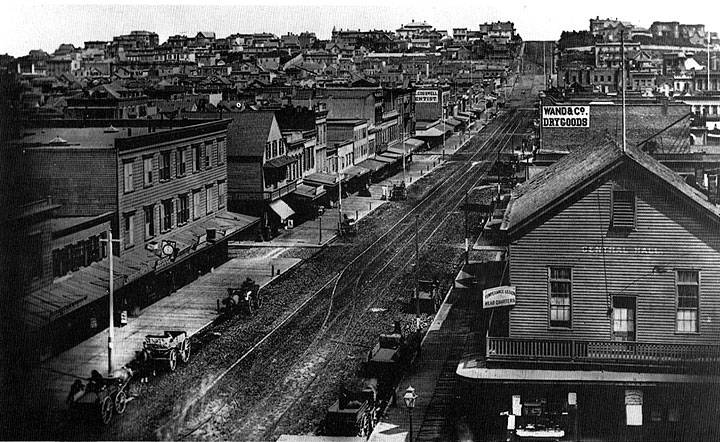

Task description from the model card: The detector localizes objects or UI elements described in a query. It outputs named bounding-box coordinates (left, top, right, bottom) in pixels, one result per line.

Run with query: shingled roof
left=502, top=139, right=720, bottom=239
left=227, top=111, right=277, bottom=157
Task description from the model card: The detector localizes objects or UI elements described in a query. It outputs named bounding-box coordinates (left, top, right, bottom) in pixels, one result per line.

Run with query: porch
left=486, top=337, right=720, bottom=366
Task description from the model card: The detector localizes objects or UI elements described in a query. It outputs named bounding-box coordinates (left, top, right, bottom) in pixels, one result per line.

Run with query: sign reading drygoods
left=483, top=286, right=517, bottom=309
left=542, top=105, right=590, bottom=128
left=415, top=89, right=439, bottom=103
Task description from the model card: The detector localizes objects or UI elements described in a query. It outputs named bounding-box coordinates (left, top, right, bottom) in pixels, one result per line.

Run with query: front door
left=612, top=296, right=636, bottom=341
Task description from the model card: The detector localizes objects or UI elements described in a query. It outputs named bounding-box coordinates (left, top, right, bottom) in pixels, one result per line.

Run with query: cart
left=389, top=182, right=407, bottom=201
left=339, top=215, right=358, bottom=236
left=140, top=330, right=190, bottom=372
left=221, top=278, right=262, bottom=316
left=67, top=367, right=132, bottom=425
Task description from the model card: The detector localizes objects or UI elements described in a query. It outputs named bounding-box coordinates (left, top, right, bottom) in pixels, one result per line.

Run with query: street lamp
left=317, top=206, right=324, bottom=245
left=404, top=385, right=418, bottom=442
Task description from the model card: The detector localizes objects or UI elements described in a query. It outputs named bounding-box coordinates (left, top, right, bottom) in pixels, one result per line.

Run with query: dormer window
left=611, top=187, right=635, bottom=230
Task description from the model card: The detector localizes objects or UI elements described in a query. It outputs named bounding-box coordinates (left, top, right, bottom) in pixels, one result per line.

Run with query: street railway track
left=172, top=107, right=531, bottom=440
left=47, top=76, right=540, bottom=442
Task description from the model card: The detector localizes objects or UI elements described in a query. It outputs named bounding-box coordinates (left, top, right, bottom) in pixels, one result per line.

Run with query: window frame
left=144, top=205, right=155, bottom=240
left=675, top=269, right=700, bottom=334
left=159, top=151, right=171, bottom=181
left=206, top=184, right=214, bottom=214
left=123, top=159, right=135, bottom=193
left=548, top=266, right=572, bottom=329
left=192, top=144, right=201, bottom=173
left=177, top=193, right=190, bottom=225
left=217, top=180, right=226, bottom=209
left=161, top=198, right=174, bottom=232
left=193, top=188, right=202, bottom=220
left=143, top=156, right=154, bottom=187
left=611, top=295, right=637, bottom=341
left=123, top=212, right=135, bottom=249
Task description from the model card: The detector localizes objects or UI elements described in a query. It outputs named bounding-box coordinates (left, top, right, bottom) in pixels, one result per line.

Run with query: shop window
left=676, top=270, right=699, bottom=333
left=549, top=267, right=571, bottom=328
left=611, top=188, right=635, bottom=230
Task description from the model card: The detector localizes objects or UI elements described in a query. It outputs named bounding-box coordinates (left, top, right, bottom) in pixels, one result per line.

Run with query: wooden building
left=15, top=119, right=259, bottom=357
left=457, top=140, right=720, bottom=440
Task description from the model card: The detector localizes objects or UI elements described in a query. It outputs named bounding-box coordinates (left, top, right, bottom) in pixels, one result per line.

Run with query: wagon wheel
left=167, top=349, right=178, bottom=372
left=111, top=390, right=127, bottom=415
left=255, top=293, right=263, bottom=309
left=180, top=340, right=191, bottom=364
left=99, top=395, right=114, bottom=425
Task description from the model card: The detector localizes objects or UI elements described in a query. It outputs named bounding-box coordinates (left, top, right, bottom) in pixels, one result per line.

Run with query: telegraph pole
left=621, top=28, right=627, bottom=152
left=414, top=214, right=420, bottom=331
left=100, top=232, right=121, bottom=376
left=337, top=155, right=342, bottom=229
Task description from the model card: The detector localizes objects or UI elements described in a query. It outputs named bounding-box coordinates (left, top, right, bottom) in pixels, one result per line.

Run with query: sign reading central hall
left=542, top=105, right=590, bottom=128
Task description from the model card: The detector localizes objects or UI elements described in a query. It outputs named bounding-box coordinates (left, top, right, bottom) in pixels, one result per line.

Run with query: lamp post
left=317, top=206, right=324, bottom=245
left=100, top=231, right=121, bottom=376
left=404, top=385, right=417, bottom=442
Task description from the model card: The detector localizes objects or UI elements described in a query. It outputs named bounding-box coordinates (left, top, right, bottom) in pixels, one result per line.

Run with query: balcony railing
left=263, top=180, right=297, bottom=201
left=486, top=337, right=720, bottom=366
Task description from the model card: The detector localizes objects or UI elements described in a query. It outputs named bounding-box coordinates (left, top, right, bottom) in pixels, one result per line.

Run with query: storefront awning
left=263, top=155, right=296, bottom=169
left=445, top=118, right=462, bottom=128
left=269, top=199, right=295, bottom=221
left=378, top=150, right=402, bottom=160
left=405, top=138, right=427, bottom=150
left=292, top=183, right=327, bottom=200
left=358, top=158, right=386, bottom=172
left=20, top=211, right=260, bottom=331
left=343, top=165, right=371, bottom=179
left=304, top=172, right=338, bottom=187
left=373, top=154, right=396, bottom=164
left=386, top=146, right=409, bottom=156
left=455, top=114, right=471, bottom=123
left=415, top=127, right=445, bottom=137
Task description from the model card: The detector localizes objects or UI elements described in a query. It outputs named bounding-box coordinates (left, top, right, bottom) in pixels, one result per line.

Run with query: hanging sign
left=542, top=105, right=590, bottom=128
left=483, top=286, right=516, bottom=309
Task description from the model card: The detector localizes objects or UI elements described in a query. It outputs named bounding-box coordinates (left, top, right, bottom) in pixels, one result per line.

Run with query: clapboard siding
left=117, top=130, right=228, bottom=253
left=509, top=163, right=720, bottom=345
left=24, top=147, right=117, bottom=217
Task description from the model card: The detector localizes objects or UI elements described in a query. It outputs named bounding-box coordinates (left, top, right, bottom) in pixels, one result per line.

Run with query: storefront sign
left=483, top=286, right=516, bottom=309
left=415, top=89, right=439, bottom=103
left=625, top=390, right=643, bottom=405
left=542, top=105, right=590, bottom=128
left=581, top=246, right=662, bottom=255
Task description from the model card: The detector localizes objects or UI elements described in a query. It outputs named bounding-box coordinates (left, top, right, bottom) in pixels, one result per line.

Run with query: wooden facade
left=507, top=162, right=720, bottom=347
left=116, top=121, right=229, bottom=253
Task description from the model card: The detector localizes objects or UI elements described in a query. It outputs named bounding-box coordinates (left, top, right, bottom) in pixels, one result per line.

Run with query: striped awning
left=269, top=199, right=295, bottom=221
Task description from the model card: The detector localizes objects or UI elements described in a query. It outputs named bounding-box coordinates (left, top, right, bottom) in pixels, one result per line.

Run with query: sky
left=3, top=0, right=720, bottom=57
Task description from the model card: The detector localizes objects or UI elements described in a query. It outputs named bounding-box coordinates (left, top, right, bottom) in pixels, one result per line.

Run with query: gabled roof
left=502, top=140, right=720, bottom=239
left=227, top=111, right=277, bottom=157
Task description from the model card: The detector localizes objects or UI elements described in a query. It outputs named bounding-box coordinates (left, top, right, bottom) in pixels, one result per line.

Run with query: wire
left=596, top=189, right=611, bottom=313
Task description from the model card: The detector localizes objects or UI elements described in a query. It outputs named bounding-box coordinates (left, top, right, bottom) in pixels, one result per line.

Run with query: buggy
left=417, top=279, right=441, bottom=313
left=339, top=215, right=358, bottom=236
left=66, top=367, right=132, bottom=425
left=139, top=330, right=190, bottom=372
left=389, top=181, right=407, bottom=201
left=221, top=278, right=262, bottom=316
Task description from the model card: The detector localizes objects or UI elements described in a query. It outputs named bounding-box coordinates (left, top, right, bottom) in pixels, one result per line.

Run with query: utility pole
left=337, top=155, right=342, bottom=229
left=464, top=192, right=469, bottom=265
left=543, top=40, right=546, bottom=89
left=709, top=31, right=712, bottom=93
left=621, top=28, right=626, bottom=152
left=414, top=214, right=420, bottom=331
left=100, top=232, right=121, bottom=376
